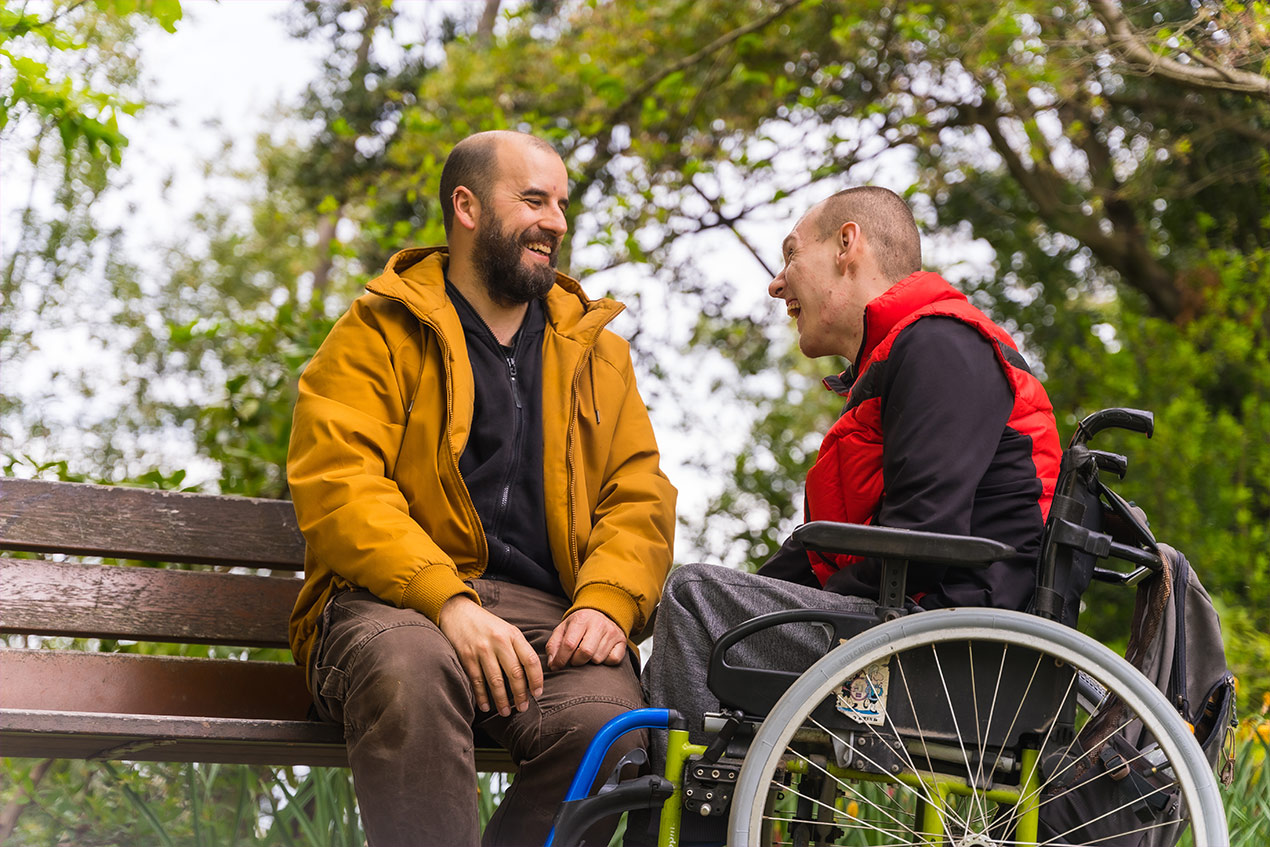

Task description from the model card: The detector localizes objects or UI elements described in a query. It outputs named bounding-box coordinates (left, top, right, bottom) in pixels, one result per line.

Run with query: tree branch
left=0, top=758, right=53, bottom=842
left=971, top=94, right=1183, bottom=319
left=477, top=0, right=500, bottom=44
left=602, top=0, right=809, bottom=129
left=689, top=179, right=776, bottom=277
left=1103, top=91, right=1270, bottom=147
left=563, top=0, right=813, bottom=272
left=1090, top=0, right=1270, bottom=101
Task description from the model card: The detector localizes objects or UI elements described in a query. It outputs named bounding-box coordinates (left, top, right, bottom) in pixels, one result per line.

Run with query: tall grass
left=1227, top=697, right=1270, bottom=846
left=5, top=727, right=1266, bottom=845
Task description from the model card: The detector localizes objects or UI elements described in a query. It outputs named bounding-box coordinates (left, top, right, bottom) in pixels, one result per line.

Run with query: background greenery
left=2, top=0, right=1268, bottom=842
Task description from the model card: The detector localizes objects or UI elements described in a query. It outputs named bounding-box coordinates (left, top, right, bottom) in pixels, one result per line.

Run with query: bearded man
left=286, top=130, right=677, bottom=847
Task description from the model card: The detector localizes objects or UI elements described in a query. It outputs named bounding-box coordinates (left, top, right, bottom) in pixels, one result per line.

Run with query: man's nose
left=542, top=203, right=568, bottom=236
left=768, top=270, right=786, bottom=299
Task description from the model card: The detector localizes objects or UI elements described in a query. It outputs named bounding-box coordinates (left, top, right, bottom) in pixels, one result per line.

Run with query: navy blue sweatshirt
left=447, top=282, right=562, bottom=597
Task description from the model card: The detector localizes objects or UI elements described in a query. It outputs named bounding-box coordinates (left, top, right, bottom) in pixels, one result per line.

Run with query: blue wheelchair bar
left=545, top=707, right=679, bottom=847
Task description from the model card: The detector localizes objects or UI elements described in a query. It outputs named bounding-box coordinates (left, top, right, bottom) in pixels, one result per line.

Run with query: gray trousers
left=630, top=563, right=877, bottom=845
left=642, top=562, right=878, bottom=748
left=309, top=582, right=645, bottom=847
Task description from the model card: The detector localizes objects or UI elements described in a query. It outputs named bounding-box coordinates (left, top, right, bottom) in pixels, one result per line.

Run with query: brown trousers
left=309, top=582, right=646, bottom=847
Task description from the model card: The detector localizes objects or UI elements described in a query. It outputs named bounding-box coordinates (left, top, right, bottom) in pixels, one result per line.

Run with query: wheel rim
left=730, top=608, right=1226, bottom=846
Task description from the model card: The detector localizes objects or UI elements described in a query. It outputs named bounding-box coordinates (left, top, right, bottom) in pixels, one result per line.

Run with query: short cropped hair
left=438, top=131, right=559, bottom=234
left=813, top=187, right=922, bottom=282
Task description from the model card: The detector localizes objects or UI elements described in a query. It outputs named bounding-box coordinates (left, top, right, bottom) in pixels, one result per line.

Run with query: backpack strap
left=1166, top=547, right=1191, bottom=716
left=1124, top=549, right=1173, bottom=674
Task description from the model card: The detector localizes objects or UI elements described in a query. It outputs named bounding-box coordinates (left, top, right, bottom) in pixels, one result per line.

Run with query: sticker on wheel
left=836, top=661, right=889, bottom=726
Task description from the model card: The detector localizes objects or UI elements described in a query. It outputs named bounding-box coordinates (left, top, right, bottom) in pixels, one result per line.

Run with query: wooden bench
left=0, top=478, right=513, bottom=772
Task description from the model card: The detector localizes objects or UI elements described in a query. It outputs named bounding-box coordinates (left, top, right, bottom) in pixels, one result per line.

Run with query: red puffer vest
left=804, top=272, right=1059, bottom=586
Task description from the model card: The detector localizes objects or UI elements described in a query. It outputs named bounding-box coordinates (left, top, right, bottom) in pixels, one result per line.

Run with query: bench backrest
left=0, top=477, right=339, bottom=765
left=0, top=478, right=514, bottom=771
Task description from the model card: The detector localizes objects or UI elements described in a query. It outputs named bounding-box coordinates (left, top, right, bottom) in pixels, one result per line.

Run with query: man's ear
left=452, top=186, right=481, bottom=232
left=836, top=220, right=863, bottom=269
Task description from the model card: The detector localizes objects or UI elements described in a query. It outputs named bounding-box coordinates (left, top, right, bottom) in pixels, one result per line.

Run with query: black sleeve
left=877, top=318, right=1013, bottom=529
left=875, top=317, right=1014, bottom=592
left=756, top=532, right=821, bottom=587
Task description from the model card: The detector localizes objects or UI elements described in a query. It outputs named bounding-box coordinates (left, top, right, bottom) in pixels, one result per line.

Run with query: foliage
left=1039, top=249, right=1270, bottom=659
left=0, top=0, right=180, bottom=164
left=0, top=759, right=362, bottom=846
left=1228, top=694, right=1270, bottom=846
left=1, top=0, right=181, bottom=477
left=4, top=0, right=1269, bottom=839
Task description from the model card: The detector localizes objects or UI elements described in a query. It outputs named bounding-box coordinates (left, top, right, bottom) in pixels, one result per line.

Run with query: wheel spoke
left=729, top=611, right=1224, bottom=847
left=885, top=655, right=974, bottom=833
left=929, top=642, right=992, bottom=835
left=762, top=774, right=920, bottom=844
left=780, top=745, right=924, bottom=840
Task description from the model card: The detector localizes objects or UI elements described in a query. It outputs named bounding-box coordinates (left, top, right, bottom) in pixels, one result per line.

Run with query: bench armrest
left=793, top=521, right=1015, bottom=568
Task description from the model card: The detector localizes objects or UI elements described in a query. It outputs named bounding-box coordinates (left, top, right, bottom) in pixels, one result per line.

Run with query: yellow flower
left=846, top=800, right=860, bottom=819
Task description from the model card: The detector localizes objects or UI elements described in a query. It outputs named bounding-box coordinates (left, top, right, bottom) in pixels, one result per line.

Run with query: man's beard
left=472, top=216, right=559, bottom=306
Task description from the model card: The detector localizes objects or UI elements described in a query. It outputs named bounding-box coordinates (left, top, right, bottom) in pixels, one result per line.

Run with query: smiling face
left=768, top=207, right=867, bottom=361
left=470, top=139, right=571, bottom=305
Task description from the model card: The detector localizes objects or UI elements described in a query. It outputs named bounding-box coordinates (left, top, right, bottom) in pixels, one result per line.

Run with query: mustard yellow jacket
left=287, top=248, right=677, bottom=676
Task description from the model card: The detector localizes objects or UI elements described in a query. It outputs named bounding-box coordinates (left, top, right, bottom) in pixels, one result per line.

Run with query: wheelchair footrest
left=547, top=775, right=674, bottom=847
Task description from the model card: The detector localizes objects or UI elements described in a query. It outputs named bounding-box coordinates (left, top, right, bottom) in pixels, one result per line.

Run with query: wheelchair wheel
left=729, top=608, right=1226, bottom=846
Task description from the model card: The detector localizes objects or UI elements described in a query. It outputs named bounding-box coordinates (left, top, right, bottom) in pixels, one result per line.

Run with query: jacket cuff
left=401, top=565, right=479, bottom=623
left=568, top=582, right=642, bottom=637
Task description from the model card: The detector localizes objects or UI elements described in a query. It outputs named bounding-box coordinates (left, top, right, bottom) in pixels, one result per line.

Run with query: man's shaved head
left=439, top=131, right=561, bottom=234
left=811, top=186, right=922, bottom=283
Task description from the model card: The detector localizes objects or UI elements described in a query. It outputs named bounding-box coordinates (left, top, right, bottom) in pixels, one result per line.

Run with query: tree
left=376, top=0, right=1270, bottom=694
left=1, top=0, right=182, bottom=475
left=5, top=0, right=1267, bottom=836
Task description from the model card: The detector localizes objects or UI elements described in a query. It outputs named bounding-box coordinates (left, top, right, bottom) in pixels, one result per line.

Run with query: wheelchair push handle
left=1069, top=407, right=1154, bottom=448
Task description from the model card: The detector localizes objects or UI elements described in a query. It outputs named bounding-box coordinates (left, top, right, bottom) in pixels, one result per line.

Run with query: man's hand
left=437, top=595, right=544, bottom=717
left=546, top=609, right=626, bottom=671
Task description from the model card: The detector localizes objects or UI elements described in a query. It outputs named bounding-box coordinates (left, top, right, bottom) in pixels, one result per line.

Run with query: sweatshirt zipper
left=493, top=351, right=525, bottom=547
left=375, top=288, right=488, bottom=572
left=466, top=309, right=528, bottom=550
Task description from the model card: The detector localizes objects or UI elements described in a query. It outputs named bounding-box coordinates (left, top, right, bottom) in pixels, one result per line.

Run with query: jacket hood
left=366, top=247, right=623, bottom=340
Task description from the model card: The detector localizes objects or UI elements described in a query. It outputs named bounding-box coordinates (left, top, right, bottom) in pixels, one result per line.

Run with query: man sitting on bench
left=638, top=187, right=1063, bottom=839
left=286, top=130, right=676, bottom=847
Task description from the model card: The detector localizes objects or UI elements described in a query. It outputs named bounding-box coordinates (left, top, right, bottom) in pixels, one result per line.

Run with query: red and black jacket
left=760, top=272, right=1061, bottom=611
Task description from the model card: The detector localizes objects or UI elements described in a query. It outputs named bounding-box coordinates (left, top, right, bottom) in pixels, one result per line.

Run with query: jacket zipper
left=379, top=293, right=488, bottom=572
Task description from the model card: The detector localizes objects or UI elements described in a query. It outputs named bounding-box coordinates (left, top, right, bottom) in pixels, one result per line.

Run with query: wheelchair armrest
left=707, top=608, right=876, bottom=719
left=793, top=521, right=1016, bottom=567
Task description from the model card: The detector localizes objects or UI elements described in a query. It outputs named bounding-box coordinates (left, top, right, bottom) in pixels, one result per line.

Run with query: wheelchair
left=548, top=409, right=1230, bottom=847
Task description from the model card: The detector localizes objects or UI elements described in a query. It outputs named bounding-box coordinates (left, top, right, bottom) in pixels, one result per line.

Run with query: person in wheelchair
left=634, top=186, right=1063, bottom=842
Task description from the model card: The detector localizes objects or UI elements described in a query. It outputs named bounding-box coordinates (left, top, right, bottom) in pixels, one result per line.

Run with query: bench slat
left=0, top=649, right=313, bottom=720
left=0, top=709, right=348, bottom=767
left=0, top=479, right=305, bottom=569
left=0, top=710, right=514, bottom=771
left=0, top=558, right=297, bottom=647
